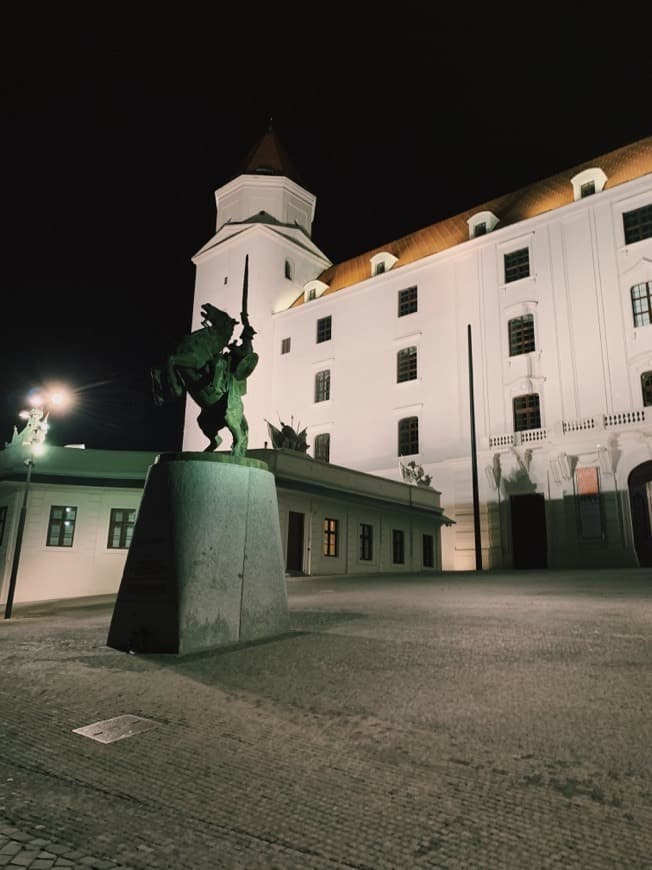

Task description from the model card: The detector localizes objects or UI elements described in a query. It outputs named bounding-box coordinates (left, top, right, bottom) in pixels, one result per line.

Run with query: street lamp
left=4, top=388, right=71, bottom=619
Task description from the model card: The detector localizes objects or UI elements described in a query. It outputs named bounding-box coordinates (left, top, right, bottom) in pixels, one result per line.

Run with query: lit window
left=316, top=315, right=332, bottom=343
left=631, top=282, right=652, bottom=327
left=281, top=337, right=291, bottom=354
left=580, top=181, right=596, bottom=198
left=398, top=416, right=419, bottom=456
left=392, top=529, right=405, bottom=564
left=513, top=394, right=541, bottom=432
left=422, top=534, right=434, bottom=568
left=315, top=370, right=331, bottom=403
left=397, top=346, right=417, bottom=382
left=323, top=518, right=338, bottom=557
left=504, top=248, right=530, bottom=283
left=508, top=315, right=535, bottom=356
left=360, top=524, right=373, bottom=561
left=47, top=505, right=77, bottom=547
left=642, top=372, right=652, bottom=407
left=0, top=506, right=6, bottom=546
left=623, top=204, right=652, bottom=245
left=314, top=433, right=330, bottom=462
left=398, top=286, right=418, bottom=317
left=108, top=508, right=137, bottom=549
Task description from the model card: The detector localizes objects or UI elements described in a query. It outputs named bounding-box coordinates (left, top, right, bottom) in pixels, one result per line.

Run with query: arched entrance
left=628, top=461, right=652, bottom=566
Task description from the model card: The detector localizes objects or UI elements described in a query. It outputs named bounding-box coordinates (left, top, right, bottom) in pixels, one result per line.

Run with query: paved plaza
left=0, top=569, right=650, bottom=868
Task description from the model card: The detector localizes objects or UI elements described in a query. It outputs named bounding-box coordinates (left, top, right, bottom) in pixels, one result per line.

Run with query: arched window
left=513, top=394, right=541, bottom=432
left=641, top=372, right=652, bottom=407
left=314, top=370, right=331, bottom=403
left=632, top=281, right=652, bottom=327
left=398, top=416, right=419, bottom=456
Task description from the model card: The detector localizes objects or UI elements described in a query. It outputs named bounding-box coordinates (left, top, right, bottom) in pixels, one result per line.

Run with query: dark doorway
left=511, top=493, right=548, bottom=568
left=628, top=462, right=652, bottom=566
left=286, top=511, right=304, bottom=572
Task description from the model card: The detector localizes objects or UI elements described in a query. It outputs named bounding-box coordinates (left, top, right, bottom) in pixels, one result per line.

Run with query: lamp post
left=4, top=389, right=70, bottom=619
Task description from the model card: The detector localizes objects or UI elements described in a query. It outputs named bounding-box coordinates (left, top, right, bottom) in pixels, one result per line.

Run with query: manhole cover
left=73, top=714, right=158, bottom=744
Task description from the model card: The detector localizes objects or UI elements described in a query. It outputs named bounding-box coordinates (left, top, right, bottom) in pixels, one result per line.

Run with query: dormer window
left=370, top=252, right=398, bottom=276
left=467, top=210, right=499, bottom=239
left=303, top=279, right=329, bottom=303
left=570, top=167, right=607, bottom=201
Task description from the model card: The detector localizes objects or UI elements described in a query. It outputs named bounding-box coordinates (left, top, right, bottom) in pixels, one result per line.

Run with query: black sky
left=2, top=11, right=651, bottom=452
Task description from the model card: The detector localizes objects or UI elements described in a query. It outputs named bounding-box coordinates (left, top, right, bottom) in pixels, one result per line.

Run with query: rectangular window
left=580, top=180, right=596, bottom=198
left=316, top=315, right=332, bottom=343
left=398, top=416, right=419, bottom=456
left=504, top=248, right=530, bottom=283
left=623, top=204, right=652, bottom=245
left=360, top=523, right=373, bottom=561
left=631, top=282, right=652, bottom=327
left=474, top=221, right=487, bottom=237
left=375, top=262, right=386, bottom=275
left=513, top=394, right=541, bottom=432
left=0, top=506, right=7, bottom=546
left=508, top=315, right=535, bottom=356
left=281, top=337, right=291, bottom=354
left=47, top=505, right=77, bottom=547
left=397, top=346, right=418, bottom=382
left=108, top=508, right=137, bottom=549
left=642, top=371, right=652, bottom=406
left=323, top=518, right=338, bottom=557
left=422, top=533, right=434, bottom=568
left=314, top=432, right=330, bottom=462
left=392, top=529, right=405, bottom=564
left=314, top=369, right=331, bottom=402
left=398, top=286, right=418, bottom=317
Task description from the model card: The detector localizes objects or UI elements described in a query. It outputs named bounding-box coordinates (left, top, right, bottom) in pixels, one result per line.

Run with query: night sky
left=2, top=12, right=650, bottom=453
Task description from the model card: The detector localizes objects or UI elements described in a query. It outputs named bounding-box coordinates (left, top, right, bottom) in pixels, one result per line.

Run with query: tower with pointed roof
left=183, top=126, right=331, bottom=452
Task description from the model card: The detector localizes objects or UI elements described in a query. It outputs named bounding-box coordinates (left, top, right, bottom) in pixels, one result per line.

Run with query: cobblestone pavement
left=0, top=569, right=651, bottom=868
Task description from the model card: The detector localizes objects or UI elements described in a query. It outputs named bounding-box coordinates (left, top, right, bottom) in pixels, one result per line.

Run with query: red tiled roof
left=290, top=136, right=652, bottom=307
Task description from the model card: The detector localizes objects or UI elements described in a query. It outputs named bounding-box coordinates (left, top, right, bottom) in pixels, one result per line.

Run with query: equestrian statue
left=151, top=256, right=258, bottom=456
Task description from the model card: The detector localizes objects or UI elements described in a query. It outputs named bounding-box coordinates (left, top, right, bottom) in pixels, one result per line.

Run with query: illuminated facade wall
left=184, top=137, right=652, bottom=570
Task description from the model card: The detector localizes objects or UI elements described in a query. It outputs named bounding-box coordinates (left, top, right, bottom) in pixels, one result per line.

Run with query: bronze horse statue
left=151, top=259, right=258, bottom=455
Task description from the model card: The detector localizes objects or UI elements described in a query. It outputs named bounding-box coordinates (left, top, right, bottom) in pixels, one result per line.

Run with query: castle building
left=183, top=130, right=652, bottom=571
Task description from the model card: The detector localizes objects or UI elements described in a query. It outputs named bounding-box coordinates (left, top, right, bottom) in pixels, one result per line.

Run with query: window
left=397, top=346, right=417, bottom=382
left=360, top=524, right=373, bottom=561
left=513, top=394, right=541, bottom=432
left=323, top=518, right=338, bottom=557
left=642, top=372, right=652, bottom=407
left=314, top=433, right=330, bottom=462
left=398, top=416, right=419, bottom=456
left=307, top=288, right=317, bottom=301
left=284, top=259, right=293, bottom=280
left=422, top=533, right=434, bottom=568
left=398, top=286, right=418, bottom=317
left=315, top=369, right=331, bottom=402
left=375, top=262, right=386, bottom=275
left=281, top=337, right=291, bottom=354
left=316, top=315, right=332, bottom=343
left=508, top=315, right=535, bottom=356
left=392, top=529, right=405, bottom=564
left=580, top=181, right=596, bottom=198
left=623, top=204, right=652, bottom=245
left=631, top=282, right=652, bottom=327
left=108, top=508, right=136, bottom=549
left=47, top=505, right=77, bottom=547
left=504, top=248, right=530, bottom=283
left=474, top=221, right=487, bottom=237
left=0, top=506, right=6, bottom=546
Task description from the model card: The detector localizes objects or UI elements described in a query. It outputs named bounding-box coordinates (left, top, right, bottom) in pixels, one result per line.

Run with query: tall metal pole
left=4, top=457, right=34, bottom=619
left=467, top=324, right=482, bottom=570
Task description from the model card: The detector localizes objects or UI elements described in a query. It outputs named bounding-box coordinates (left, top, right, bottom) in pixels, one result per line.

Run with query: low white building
left=182, top=130, right=652, bottom=570
left=0, top=444, right=449, bottom=604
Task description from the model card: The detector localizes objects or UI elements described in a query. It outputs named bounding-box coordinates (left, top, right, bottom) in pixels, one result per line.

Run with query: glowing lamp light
left=32, top=443, right=46, bottom=457
left=28, top=392, right=44, bottom=408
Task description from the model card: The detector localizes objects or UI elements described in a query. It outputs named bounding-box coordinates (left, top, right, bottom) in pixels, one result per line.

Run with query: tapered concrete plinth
left=107, top=452, right=290, bottom=655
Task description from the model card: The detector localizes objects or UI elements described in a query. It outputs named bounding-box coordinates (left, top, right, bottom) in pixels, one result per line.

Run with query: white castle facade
left=183, top=131, right=652, bottom=571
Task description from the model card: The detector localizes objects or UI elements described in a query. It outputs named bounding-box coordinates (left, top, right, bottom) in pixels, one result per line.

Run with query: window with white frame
left=631, top=281, right=652, bottom=327
left=570, top=167, right=607, bottom=201
left=398, top=286, right=418, bottom=317
left=315, top=370, right=331, bottom=403
left=397, top=346, right=417, bottom=382
left=47, top=505, right=77, bottom=547
left=398, top=416, right=419, bottom=455
left=641, top=371, right=652, bottom=407
left=314, top=432, right=330, bottom=462
left=623, top=204, right=652, bottom=245
left=508, top=315, right=535, bottom=356
left=513, top=394, right=541, bottom=432
left=108, top=508, right=137, bottom=549
left=504, top=248, right=530, bottom=283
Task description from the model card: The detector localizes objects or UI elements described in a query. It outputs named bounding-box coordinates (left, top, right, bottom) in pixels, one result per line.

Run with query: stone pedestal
left=106, top=452, right=290, bottom=655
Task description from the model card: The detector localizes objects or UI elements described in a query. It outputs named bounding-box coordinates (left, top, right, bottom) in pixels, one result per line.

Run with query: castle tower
left=183, top=126, right=331, bottom=452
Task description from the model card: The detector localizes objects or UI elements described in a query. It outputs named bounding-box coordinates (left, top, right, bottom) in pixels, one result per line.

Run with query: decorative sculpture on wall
left=151, top=257, right=258, bottom=456
left=399, top=459, right=433, bottom=488
left=265, top=418, right=309, bottom=453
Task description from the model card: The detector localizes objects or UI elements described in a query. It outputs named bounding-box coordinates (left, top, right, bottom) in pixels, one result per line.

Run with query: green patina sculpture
left=265, top=418, right=309, bottom=453
left=151, top=257, right=258, bottom=456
